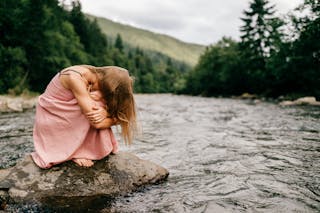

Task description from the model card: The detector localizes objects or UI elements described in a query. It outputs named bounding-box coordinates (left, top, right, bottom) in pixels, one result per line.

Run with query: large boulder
left=0, top=152, right=169, bottom=211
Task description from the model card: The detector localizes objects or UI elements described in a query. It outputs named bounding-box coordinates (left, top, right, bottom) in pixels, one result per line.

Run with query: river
left=1, top=94, right=319, bottom=212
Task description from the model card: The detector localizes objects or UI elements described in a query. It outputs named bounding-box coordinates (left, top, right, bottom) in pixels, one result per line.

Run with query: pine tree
left=240, top=0, right=282, bottom=58
left=285, top=0, right=320, bottom=97
left=239, top=0, right=283, bottom=93
left=115, top=34, right=124, bottom=53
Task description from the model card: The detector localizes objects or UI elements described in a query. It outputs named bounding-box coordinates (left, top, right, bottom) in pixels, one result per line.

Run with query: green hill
left=86, top=14, right=205, bottom=66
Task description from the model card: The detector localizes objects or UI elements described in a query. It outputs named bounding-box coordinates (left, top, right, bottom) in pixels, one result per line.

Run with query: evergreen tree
left=285, top=0, right=320, bottom=97
left=115, top=34, right=124, bottom=53
left=0, top=0, right=192, bottom=94
left=184, top=37, right=241, bottom=96
left=240, top=0, right=283, bottom=93
left=0, top=0, right=28, bottom=93
left=22, top=0, right=51, bottom=91
left=68, top=0, right=108, bottom=65
left=0, top=45, right=27, bottom=94
left=240, top=0, right=280, bottom=57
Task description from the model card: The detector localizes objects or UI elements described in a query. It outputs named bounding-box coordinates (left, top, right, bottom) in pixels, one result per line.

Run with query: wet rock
left=279, top=96, right=320, bottom=106
left=0, top=152, right=169, bottom=211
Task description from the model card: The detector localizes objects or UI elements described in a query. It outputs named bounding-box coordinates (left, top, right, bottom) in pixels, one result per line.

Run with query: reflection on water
left=1, top=94, right=319, bottom=212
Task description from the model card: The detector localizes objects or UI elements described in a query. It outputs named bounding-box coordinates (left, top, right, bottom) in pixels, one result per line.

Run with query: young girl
left=31, top=65, right=137, bottom=168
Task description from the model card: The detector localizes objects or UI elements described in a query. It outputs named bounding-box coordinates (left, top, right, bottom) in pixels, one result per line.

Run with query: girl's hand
left=86, top=106, right=108, bottom=123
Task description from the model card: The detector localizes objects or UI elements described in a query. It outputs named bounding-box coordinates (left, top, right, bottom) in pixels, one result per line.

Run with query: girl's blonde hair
left=85, top=65, right=137, bottom=145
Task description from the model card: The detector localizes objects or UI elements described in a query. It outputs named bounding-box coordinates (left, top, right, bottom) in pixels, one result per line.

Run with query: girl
left=31, top=65, right=137, bottom=168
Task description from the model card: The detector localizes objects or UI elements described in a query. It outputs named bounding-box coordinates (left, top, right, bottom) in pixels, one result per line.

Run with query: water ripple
left=1, top=94, right=319, bottom=212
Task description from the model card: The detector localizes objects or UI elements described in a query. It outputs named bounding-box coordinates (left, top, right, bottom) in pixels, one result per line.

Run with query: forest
left=185, top=0, right=320, bottom=99
left=0, top=0, right=319, bottom=99
left=0, top=0, right=189, bottom=94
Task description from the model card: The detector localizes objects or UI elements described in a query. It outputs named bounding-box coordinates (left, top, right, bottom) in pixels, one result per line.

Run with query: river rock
left=0, top=152, right=169, bottom=211
left=279, top=96, right=320, bottom=106
left=0, top=95, right=37, bottom=113
left=7, top=99, right=23, bottom=112
left=238, top=93, right=258, bottom=99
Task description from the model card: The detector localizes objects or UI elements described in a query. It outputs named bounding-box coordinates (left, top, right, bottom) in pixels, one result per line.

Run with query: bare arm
left=64, top=74, right=115, bottom=129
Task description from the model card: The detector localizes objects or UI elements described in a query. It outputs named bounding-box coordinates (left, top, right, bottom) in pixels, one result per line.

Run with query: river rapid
left=1, top=94, right=319, bottom=212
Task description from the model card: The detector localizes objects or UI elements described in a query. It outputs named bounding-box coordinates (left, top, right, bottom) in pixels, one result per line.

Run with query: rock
left=294, top=97, right=320, bottom=105
left=0, top=152, right=169, bottom=211
left=0, top=95, right=37, bottom=113
left=7, top=99, right=23, bottom=112
left=253, top=99, right=262, bottom=104
left=279, top=100, right=295, bottom=106
left=238, top=93, right=258, bottom=99
left=0, top=100, right=7, bottom=112
left=22, top=98, right=37, bottom=110
left=279, top=96, right=320, bottom=106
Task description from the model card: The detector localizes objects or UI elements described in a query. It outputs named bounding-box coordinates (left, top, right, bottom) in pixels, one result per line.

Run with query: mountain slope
left=86, top=14, right=205, bottom=66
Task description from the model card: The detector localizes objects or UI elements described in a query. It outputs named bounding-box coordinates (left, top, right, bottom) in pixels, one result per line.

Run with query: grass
left=86, top=14, right=205, bottom=66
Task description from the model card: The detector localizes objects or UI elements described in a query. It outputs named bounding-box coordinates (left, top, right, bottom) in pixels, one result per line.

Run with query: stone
left=7, top=99, right=23, bottom=112
left=22, top=98, right=37, bottom=110
left=238, top=93, right=258, bottom=99
left=0, top=95, right=37, bottom=113
left=0, top=152, right=169, bottom=211
left=294, top=97, right=320, bottom=105
left=279, top=100, right=295, bottom=106
left=0, top=100, right=7, bottom=112
left=279, top=96, right=320, bottom=106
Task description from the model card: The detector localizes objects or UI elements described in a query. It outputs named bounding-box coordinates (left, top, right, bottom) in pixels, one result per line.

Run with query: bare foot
left=72, top=158, right=94, bottom=167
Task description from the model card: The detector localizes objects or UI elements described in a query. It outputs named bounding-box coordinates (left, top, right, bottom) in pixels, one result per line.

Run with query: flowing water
left=0, top=94, right=319, bottom=212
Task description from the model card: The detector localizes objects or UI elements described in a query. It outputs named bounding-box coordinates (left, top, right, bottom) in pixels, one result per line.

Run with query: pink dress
left=31, top=73, right=118, bottom=168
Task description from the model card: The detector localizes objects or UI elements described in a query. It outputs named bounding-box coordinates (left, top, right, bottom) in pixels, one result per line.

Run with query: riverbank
left=236, top=93, right=320, bottom=106
left=0, top=93, right=319, bottom=113
left=0, top=95, right=38, bottom=113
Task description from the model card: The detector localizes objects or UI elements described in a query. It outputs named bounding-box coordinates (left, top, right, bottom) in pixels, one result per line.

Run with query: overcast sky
left=78, top=0, right=302, bottom=45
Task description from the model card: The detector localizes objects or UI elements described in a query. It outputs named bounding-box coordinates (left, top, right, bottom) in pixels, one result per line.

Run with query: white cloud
left=78, top=0, right=302, bottom=45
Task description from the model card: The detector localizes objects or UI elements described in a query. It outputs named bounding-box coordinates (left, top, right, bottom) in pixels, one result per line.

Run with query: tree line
left=1, top=0, right=318, bottom=98
left=0, top=0, right=189, bottom=94
left=184, top=0, right=320, bottom=99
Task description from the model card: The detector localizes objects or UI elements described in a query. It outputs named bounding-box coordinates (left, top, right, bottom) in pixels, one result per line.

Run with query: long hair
left=86, top=65, right=137, bottom=145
